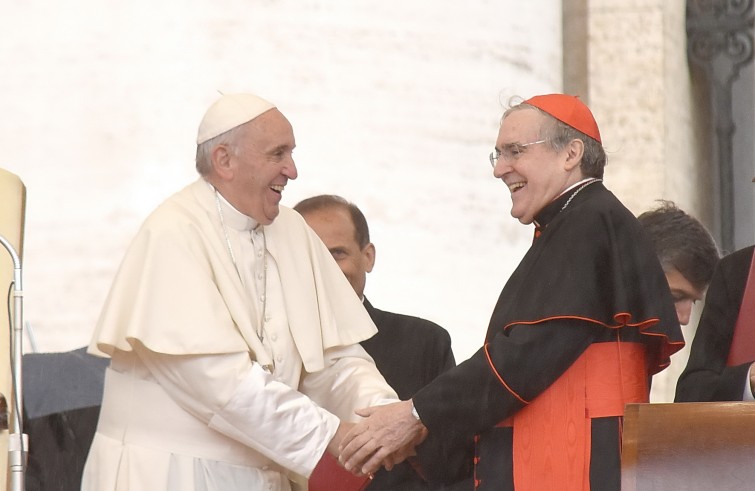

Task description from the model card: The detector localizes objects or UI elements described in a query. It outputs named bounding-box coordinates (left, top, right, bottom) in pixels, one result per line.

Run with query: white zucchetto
left=196, top=93, right=276, bottom=144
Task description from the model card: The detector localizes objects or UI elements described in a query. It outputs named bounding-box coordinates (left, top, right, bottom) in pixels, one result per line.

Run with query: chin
left=510, top=210, right=533, bottom=225
left=263, top=208, right=280, bottom=224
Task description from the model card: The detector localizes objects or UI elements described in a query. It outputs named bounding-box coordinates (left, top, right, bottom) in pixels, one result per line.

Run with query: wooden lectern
left=622, top=402, right=755, bottom=490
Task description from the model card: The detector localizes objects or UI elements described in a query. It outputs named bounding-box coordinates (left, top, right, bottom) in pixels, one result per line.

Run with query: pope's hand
left=327, top=420, right=355, bottom=458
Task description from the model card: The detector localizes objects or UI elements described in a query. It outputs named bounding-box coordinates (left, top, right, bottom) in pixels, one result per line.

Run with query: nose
left=493, top=159, right=510, bottom=179
left=675, top=299, right=693, bottom=326
left=283, top=156, right=298, bottom=180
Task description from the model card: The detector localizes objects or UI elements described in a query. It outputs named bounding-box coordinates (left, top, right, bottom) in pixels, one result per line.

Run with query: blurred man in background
left=638, top=200, right=719, bottom=326
left=296, top=194, right=457, bottom=490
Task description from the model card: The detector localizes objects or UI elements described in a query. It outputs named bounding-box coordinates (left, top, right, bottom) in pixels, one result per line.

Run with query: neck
left=557, top=175, right=591, bottom=198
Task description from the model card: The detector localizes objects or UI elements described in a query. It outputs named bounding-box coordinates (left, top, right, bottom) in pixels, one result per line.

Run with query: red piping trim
left=498, top=314, right=683, bottom=374
left=484, top=343, right=530, bottom=404
left=502, top=313, right=659, bottom=331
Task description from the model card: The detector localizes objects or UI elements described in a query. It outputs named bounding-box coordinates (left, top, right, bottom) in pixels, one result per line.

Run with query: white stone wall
left=0, top=0, right=562, bottom=364
left=590, top=0, right=701, bottom=214
left=586, top=0, right=705, bottom=402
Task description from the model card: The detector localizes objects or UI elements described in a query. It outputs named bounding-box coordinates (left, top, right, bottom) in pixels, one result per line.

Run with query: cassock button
left=271, top=333, right=278, bottom=342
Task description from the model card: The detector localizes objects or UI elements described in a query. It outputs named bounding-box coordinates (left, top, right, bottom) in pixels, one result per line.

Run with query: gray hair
left=195, top=124, right=245, bottom=176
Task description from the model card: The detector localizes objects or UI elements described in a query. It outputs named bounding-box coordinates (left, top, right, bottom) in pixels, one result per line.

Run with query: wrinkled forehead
left=498, top=107, right=547, bottom=142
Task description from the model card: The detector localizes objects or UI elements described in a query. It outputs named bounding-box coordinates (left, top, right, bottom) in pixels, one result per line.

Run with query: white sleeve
left=133, top=344, right=339, bottom=477
left=744, top=363, right=755, bottom=401
left=300, top=343, right=399, bottom=422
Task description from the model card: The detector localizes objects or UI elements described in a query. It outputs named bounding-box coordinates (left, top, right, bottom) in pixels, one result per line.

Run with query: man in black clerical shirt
left=337, top=94, right=683, bottom=491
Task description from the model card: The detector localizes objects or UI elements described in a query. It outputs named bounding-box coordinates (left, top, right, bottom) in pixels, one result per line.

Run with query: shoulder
left=139, top=184, right=210, bottom=242
left=267, top=205, right=314, bottom=237
left=547, top=184, right=635, bottom=236
left=277, top=205, right=307, bottom=225
left=587, top=189, right=651, bottom=252
left=265, top=206, right=332, bottom=261
left=368, top=303, right=450, bottom=340
left=575, top=185, right=636, bottom=225
left=713, top=245, right=754, bottom=292
left=721, top=245, right=755, bottom=268
left=546, top=185, right=644, bottom=252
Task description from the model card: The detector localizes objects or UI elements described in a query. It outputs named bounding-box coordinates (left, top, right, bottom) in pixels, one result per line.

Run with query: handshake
left=330, top=399, right=428, bottom=477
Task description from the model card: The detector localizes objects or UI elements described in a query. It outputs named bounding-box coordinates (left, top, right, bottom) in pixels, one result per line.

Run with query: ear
left=210, top=144, right=235, bottom=180
left=363, top=243, right=376, bottom=273
left=563, top=139, right=585, bottom=172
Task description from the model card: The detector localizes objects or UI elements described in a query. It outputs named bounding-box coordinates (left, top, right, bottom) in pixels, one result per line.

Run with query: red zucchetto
left=524, top=94, right=602, bottom=144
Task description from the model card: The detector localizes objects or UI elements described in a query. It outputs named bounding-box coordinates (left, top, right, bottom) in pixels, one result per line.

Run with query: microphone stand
left=0, top=233, right=25, bottom=491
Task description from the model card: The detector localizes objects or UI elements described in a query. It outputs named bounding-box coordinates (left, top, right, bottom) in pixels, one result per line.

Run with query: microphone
left=0, top=233, right=27, bottom=491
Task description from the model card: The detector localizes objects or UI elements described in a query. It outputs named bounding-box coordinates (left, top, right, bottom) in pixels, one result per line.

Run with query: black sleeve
left=412, top=318, right=600, bottom=482
left=675, top=251, right=751, bottom=402
left=415, top=318, right=599, bottom=436
left=435, top=326, right=456, bottom=373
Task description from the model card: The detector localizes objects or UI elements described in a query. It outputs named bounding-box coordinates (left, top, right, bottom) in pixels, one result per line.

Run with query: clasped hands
left=337, top=399, right=428, bottom=476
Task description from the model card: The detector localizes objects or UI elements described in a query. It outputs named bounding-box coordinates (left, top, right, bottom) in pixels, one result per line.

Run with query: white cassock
left=82, top=179, right=397, bottom=491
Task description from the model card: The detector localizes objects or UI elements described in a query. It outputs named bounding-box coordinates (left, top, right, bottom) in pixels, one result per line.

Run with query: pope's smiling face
left=219, top=109, right=298, bottom=225
left=492, top=108, right=584, bottom=224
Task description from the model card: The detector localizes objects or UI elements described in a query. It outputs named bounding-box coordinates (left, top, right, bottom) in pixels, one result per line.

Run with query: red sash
left=727, top=251, right=755, bottom=366
left=482, top=342, right=647, bottom=491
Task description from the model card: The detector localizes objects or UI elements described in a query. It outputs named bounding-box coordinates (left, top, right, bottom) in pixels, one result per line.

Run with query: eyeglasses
left=489, top=139, right=547, bottom=167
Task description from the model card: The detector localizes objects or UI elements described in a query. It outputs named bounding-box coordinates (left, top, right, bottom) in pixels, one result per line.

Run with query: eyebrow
left=497, top=141, right=528, bottom=149
left=266, top=143, right=292, bottom=153
left=670, top=288, right=702, bottom=301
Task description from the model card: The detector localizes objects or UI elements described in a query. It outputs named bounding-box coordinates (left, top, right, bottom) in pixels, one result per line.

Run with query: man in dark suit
left=675, top=245, right=755, bottom=401
left=295, top=194, right=456, bottom=489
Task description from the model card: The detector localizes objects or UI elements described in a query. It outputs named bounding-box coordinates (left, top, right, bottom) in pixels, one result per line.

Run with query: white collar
left=205, top=181, right=259, bottom=232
